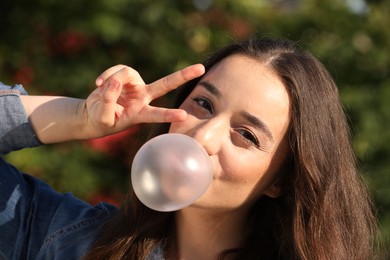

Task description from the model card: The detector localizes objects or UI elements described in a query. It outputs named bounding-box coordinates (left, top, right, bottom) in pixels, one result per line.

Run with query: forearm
left=19, top=95, right=89, bottom=144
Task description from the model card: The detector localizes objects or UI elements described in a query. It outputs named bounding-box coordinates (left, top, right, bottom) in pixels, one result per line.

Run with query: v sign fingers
left=85, top=64, right=205, bottom=137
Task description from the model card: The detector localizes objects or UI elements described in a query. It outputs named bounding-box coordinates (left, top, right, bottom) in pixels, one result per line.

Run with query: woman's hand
left=20, top=64, right=204, bottom=144
left=81, top=64, right=205, bottom=137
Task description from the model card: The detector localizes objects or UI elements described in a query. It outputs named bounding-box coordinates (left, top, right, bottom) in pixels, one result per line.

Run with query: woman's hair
left=85, top=36, right=378, bottom=259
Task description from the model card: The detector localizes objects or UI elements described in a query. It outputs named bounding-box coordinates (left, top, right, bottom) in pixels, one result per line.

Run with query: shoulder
left=147, top=245, right=165, bottom=260
left=0, top=158, right=118, bottom=259
left=37, top=202, right=118, bottom=259
left=34, top=182, right=118, bottom=258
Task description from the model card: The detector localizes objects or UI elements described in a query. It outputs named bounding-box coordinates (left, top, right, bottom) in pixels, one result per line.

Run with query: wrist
left=75, top=99, right=107, bottom=140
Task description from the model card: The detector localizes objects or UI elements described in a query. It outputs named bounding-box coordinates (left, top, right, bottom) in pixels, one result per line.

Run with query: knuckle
left=98, top=117, right=113, bottom=127
left=122, top=66, right=139, bottom=77
left=180, top=69, right=188, bottom=81
left=161, top=76, right=170, bottom=90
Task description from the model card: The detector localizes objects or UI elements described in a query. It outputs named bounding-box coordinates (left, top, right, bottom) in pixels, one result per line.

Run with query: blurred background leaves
left=1, top=0, right=389, bottom=255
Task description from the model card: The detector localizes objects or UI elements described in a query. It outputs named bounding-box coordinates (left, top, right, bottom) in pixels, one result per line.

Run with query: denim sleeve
left=0, top=82, right=42, bottom=155
left=0, top=158, right=34, bottom=259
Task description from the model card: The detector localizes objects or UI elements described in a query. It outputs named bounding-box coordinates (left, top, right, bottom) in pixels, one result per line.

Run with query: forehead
left=203, top=54, right=289, bottom=108
left=200, top=54, right=291, bottom=139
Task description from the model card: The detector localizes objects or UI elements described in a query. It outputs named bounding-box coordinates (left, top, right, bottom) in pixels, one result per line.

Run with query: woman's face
left=169, top=54, right=290, bottom=211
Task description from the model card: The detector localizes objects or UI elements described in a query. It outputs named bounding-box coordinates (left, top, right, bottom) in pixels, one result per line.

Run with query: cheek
left=214, top=151, right=276, bottom=205
left=169, top=121, right=186, bottom=134
left=220, top=150, right=271, bottom=184
left=169, top=114, right=200, bottom=134
left=168, top=123, right=177, bottom=133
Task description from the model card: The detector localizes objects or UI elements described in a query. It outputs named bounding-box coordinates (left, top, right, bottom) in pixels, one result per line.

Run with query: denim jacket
left=0, top=82, right=164, bottom=260
left=0, top=83, right=135, bottom=259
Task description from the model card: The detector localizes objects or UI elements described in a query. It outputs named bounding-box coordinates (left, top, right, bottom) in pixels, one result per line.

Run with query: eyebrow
left=198, top=80, right=274, bottom=143
left=241, top=111, right=274, bottom=143
left=198, top=81, right=221, bottom=98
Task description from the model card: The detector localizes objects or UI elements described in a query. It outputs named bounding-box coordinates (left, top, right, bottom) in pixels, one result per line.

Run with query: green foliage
left=1, top=0, right=389, bottom=255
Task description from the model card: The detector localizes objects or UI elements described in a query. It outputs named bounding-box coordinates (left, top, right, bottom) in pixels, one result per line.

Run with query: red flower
left=86, top=127, right=140, bottom=156
left=47, top=29, right=89, bottom=55
left=14, top=66, right=34, bottom=85
left=87, top=191, right=125, bottom=207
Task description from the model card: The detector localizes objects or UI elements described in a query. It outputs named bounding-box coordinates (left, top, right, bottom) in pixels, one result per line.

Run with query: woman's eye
left=192, top=97, right=214, bottom=114
left=237, top=129, right=260, bottom=147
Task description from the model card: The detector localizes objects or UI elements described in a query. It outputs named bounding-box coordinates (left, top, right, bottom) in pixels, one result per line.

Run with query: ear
left=263, top=180, right=282, bottom=198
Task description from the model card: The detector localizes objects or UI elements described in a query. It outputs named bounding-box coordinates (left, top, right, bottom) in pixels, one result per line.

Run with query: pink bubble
left=131, top=133, right=213, bottom=212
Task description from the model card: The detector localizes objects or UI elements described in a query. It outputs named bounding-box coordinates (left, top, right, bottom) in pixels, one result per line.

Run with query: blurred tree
left=1, top=0, right=389, bottom=255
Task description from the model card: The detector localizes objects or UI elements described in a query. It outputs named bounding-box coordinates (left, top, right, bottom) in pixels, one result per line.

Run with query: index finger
left=146, top=64, right=205, bottom=99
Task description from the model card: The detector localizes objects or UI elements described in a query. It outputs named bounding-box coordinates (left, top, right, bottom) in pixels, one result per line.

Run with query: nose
left=189, top=118, right=226, bottom=156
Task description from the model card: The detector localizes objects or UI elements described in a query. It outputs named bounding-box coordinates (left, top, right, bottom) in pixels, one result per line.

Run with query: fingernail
left=108, top=79, right=120, bottom=89
left=96, top=77, right=103, bottom=86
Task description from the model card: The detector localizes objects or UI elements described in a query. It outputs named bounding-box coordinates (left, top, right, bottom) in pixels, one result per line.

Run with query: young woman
left=0, top=37, right=378, bottom=259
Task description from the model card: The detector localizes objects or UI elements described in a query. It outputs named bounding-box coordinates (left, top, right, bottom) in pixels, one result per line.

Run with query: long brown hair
left=85, top=37, right=378, bottom=259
